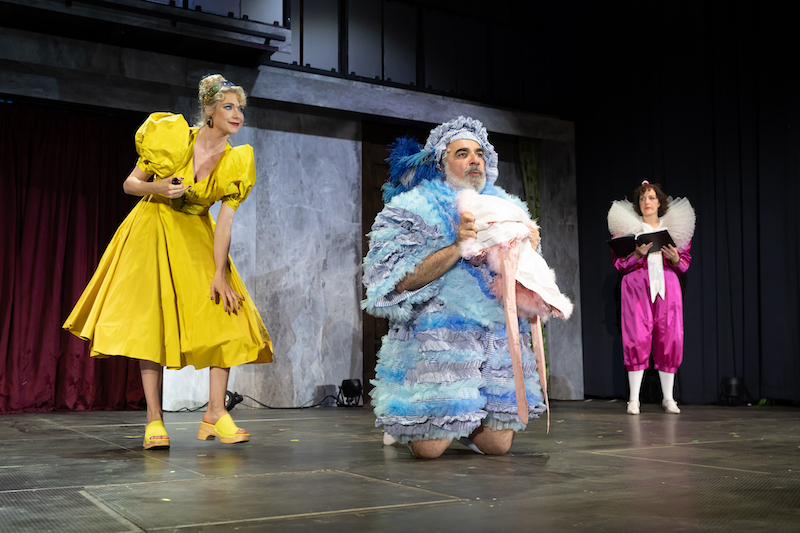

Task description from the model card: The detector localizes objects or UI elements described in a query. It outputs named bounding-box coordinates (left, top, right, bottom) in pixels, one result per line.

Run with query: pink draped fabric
left=499, top=243, right=529, bottom=424
left=0, top=101, right=146, bottom=413
left=498, top=243, right=551, bottom=430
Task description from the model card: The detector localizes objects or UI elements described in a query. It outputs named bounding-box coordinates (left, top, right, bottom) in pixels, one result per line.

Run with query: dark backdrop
left=576, top=0, right=800, bottom=403
left=0, top=99, right=146, bottom=413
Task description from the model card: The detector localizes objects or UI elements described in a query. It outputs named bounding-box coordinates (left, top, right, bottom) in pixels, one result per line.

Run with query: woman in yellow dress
left=63, top=74, right=273, bottom=449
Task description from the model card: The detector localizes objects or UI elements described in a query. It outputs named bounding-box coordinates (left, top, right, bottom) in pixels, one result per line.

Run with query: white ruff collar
left=607, top=197, right=696, bottom=302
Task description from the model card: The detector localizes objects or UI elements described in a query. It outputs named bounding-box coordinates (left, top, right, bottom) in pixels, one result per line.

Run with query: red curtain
left=0, top=100, right=147, bottom=413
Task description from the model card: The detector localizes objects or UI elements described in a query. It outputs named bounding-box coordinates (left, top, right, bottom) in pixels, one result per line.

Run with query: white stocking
left=658, top=371, right=675, bottom=402
left=628, top=370, right=644, bottom=403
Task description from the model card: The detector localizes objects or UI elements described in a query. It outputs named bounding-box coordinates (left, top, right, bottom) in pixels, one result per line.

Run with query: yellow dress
left=63, top=113, right=273, bottom=369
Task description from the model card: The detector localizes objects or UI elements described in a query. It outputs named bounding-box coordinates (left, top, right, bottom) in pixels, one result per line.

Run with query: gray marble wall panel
left=539, top=140, right=584, bottom=400
left=496, top=160, right=525, bottom=201
left=164, top=110, right=362, bottom=410
left=251, top=112, right=362, bottom=407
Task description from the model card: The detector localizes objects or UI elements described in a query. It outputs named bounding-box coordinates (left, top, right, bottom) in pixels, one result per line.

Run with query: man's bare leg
left=408, top=438, right=453, bottom=459
left=469, top=426, right=515, bottom=455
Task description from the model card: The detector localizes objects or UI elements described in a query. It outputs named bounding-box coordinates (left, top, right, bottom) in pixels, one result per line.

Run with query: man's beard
left=445, top=164, right=486, bottom=191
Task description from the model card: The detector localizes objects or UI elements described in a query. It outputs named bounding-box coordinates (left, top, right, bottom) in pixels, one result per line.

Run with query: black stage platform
left=1, top=400, right=798, bottom=532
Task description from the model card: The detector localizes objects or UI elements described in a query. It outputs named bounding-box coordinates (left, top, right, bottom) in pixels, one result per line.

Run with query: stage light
left=337, top=379, right=363, bottom=407
left=225, top=390, right=243, bottom=410
left=720, top=377, right=752, bottom=406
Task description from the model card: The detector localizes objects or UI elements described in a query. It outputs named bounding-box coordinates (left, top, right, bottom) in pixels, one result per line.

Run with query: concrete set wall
left=0, top=25, right=583, bottom=408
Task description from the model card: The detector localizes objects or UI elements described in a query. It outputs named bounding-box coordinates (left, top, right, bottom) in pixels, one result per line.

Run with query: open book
left=607, top=229, right=675, bottom=257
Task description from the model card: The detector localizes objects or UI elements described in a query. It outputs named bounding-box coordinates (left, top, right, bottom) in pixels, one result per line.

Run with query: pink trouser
left=620, top=268, right=683, bottom=373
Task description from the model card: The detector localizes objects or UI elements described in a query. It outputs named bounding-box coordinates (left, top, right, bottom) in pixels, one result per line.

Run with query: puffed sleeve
left=612, top=250, right=645, bottom=274
left=216, top=144, right=256, bottom=211
left=134, top=113, right=193, bottom=178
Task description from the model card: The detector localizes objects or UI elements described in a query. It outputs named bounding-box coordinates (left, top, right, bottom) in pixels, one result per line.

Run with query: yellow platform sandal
left=143, top=420, right=170, bottom=450
left=197, top=414, right=250, bottom=444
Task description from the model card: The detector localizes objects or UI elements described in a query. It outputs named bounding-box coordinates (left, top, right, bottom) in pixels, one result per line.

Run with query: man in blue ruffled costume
left=363, top=117, right=546, bottom=459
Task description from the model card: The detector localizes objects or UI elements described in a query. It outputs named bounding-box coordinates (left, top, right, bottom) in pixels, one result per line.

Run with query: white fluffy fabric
left=607, top=199, right=643, bottom=237
left=456, top=190, right=573, bottom=319
left=607, top=195, right=696, bottom=303
left=659, top=197, right=696, bottom=252
left=607, top=196, right=696, bottom=252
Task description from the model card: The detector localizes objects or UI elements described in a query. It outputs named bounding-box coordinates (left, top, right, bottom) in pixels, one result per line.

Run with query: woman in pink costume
left=607, top=181, right=695, bottom=415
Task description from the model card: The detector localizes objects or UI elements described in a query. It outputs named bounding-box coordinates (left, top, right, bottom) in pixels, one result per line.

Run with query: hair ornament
left=202, top=80, right=235, bottom=104
left=641, top=180, right=650, bottom=185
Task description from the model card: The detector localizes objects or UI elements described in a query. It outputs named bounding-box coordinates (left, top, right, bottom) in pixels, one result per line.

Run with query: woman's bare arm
left=210, top=203, right=245, bottom=313
left=122, top=166, right=190, bottom=198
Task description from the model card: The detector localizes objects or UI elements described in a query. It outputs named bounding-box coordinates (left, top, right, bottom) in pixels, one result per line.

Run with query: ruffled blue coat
left=363, top=178, right=545, bottom=443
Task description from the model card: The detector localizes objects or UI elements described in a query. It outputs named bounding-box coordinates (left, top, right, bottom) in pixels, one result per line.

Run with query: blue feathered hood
left=382, top=117, right=499, bottom=202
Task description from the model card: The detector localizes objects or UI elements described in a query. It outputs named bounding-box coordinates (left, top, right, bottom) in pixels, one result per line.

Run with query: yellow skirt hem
left=87, top=346, right=273, bottom=370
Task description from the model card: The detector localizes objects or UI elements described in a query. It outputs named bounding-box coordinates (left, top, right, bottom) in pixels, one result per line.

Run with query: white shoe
left=626, top=400, right=640, bottom=415
left=383, top=432, right=397, bottom=445
left=662, top=399, right=681, bottom=414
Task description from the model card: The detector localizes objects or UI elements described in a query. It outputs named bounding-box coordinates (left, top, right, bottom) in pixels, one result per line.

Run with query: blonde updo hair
left=195, top=74, right=247, bottom=127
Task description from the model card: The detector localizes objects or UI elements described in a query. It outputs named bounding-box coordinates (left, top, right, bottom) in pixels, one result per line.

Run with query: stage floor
left=0, top=400, right=798, bottom=532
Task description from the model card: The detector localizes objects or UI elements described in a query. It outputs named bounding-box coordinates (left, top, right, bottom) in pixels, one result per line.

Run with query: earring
left=206, top=117, right=213, bottom=128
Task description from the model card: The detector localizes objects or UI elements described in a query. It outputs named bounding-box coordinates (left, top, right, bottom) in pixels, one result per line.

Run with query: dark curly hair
left=633, top=182, right=669, bottom=217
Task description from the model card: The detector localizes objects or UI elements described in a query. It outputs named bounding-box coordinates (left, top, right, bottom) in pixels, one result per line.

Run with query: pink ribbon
left=499, top=241, right=550, bottom=431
